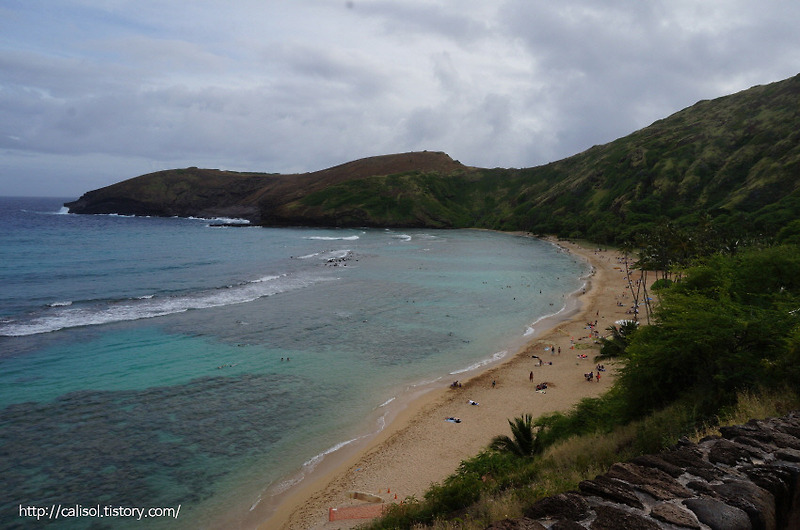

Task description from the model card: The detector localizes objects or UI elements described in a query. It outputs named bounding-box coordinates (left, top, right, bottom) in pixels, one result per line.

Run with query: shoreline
left=259, top=237, right=629, bottom=530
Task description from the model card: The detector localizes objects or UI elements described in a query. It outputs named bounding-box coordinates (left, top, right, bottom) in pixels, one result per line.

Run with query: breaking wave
left=0, top=273, right=330, bottom=337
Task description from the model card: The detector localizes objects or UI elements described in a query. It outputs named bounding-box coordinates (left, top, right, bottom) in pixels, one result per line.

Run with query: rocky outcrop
left=64, top=151, right=468, bottom=225
left=492, top=411, right=800, bottom=530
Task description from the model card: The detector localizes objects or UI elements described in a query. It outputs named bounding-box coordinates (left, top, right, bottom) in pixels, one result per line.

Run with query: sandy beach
left=261, top=238, right=632, bottom=530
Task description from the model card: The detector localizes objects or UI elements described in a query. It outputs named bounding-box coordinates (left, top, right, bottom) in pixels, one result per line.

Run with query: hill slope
left=67, top=74, right=800, bottom=242
left=64, top=151, right=469, bottom=223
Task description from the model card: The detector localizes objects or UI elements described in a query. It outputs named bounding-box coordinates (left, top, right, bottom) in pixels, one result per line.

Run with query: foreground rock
left=499, top=411, right=800, bottom=530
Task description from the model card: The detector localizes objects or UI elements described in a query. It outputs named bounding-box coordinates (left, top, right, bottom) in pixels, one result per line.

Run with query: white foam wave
left=450, top=350, right=507, bottom=375
left=302, top=436, right=363, bottom=474
left=249, top=495, right=263, bottom=511
left=33, top=206, right=71, bottom=215
left=326, top=250, right=350, bottom=260
left=266, top=432, right=369, bottom=498
left=378, top=397, right=395, bottom=408
left=376, top=411, right=388, bottom=432
left=0, top=273, right=330, bottom=337
left=527, top=302, right=568, bottom=330
left=252, top=275, right=282, bottom=283
left=392, top=234, right=412, bottom=242
left=268, top=475, right=304, bottom=497
left=524, top=326, right=535, bottom=336
left=191, top=216, right=250, bottom=225
left=295, top=252, right=321, bottom=259
left=304, top=235, right=359, bottom=241
left=48, top=300, right=73, bottom=307
left=408, top=376, right=443, bottom=388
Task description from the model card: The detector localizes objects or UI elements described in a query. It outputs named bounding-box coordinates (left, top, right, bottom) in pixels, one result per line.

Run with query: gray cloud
left=1, top=0, right=799, bottom=196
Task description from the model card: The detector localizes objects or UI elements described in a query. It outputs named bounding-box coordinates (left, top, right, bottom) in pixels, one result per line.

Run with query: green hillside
left=512, top=72, right=800, bottom=242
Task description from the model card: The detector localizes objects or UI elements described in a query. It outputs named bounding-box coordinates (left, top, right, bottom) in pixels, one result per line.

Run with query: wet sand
left=262, top=238, right=632, bottom=529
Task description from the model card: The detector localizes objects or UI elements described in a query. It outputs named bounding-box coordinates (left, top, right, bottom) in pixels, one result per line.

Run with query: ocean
left=0, top=196, right=589, bottom=529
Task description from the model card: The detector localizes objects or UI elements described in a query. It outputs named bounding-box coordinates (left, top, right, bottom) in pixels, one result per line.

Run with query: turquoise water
left=0, top=197, right=588, bottom=528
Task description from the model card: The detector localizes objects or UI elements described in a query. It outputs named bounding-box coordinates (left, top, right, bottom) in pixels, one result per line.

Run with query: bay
left=0, top=197, right=588, bottom=528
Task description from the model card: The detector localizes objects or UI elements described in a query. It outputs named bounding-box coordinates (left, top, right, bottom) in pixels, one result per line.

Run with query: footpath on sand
left=266, top=239, right=636, bottom=530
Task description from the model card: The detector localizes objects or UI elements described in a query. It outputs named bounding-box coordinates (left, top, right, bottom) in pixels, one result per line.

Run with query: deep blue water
left=0, top=197, right=588, bottom=528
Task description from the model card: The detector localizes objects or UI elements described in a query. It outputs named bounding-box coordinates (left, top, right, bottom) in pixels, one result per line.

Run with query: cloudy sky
left=1, top=1, right=799, bottom=197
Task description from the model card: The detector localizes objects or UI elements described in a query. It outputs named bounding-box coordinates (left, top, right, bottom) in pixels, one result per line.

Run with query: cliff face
left=63, top=167, right=269, bottom=220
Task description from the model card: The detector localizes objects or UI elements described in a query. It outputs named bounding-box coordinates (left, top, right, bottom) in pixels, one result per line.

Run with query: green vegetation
left=365, top=242, right=800, bottom=529
left=489, top=414, right=541, bottom=458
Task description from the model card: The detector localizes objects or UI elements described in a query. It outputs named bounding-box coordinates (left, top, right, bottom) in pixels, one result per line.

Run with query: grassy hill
left=67, top=73, right=800, bottom=244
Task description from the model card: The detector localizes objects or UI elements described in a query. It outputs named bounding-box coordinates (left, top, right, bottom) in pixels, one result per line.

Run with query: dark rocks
left=712, top=480, right=775, bottom=530
left=771, top=431, right=800, bottom=451
left=741, top=465, right=795, bottom=507
left=775, top=421, right=800, bottom=440
left=486, top=411, right=800, bottom=530
left=650, top=502, right=701, bottom=528
left=549, top=521, right=587, bottom=530
left=590, top=505, right=660, bottom=530
left=524, top=492, right=590, bottom=521
left=733, top=434, right=778, bottom=452
left=606, top=462, right=692, bottom=499
left=578, top=475, right=644, bottom=509
left=659, top=444, right=723, bottom=481
left=708, top=438, right=760, bottom=466
left=720, top=423, right=770, bottom=442
left=685, top=479, right=718, bottom=497
left=775, top=448, right=800, bottom=462
left=683, top=497, right=752, bottom=530
left=550, top=519, right=586, bottom=530
left=630, top=454, right=684, bottom=477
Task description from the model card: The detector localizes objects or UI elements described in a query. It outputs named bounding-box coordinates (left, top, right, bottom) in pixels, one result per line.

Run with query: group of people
left=584, top=370, right=601, bottom=382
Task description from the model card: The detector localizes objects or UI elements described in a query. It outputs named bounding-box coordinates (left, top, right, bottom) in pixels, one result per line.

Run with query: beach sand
left=261, top=239, right=632, bottom=530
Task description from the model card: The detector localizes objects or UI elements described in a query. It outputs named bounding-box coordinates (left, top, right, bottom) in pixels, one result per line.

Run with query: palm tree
left=595, top=320, right=638, bottom=362
left=490, top=414, right=540, bottom=457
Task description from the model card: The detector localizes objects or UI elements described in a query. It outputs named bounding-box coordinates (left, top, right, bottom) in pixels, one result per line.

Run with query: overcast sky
left=1, top=1, right=799, bottom=197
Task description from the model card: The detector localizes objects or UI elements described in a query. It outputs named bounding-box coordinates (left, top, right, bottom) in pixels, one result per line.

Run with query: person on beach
left=529, top=371, right=533, bottom=382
